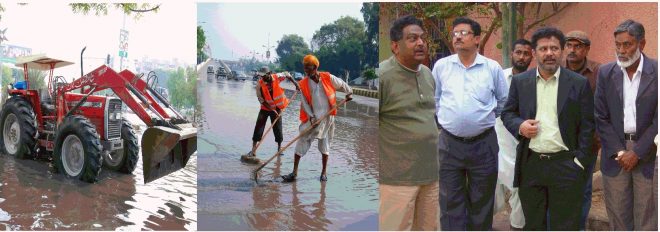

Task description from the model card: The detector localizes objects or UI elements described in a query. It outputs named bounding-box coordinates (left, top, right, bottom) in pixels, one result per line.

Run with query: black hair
left=452, top=17, right=481, bottom=36
left=512, top=39, right=532, bottom=50
left=390, top=15, right=423, bottom=42
left=530, top=27, right=565, bottom=49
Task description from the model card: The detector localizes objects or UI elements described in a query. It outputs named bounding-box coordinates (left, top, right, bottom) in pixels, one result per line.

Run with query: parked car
left=207, top=66, right=214, bottom=76
left=206, top=66, right=215, bottom=81
left=216, top=66, right=228, bottom=80
left=235, top=71, right=248, bottom=81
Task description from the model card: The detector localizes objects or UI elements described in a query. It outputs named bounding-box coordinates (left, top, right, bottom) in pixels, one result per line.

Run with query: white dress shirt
left=496, top=68, right=518, bottom=188
left=622, top=55, right=644, bottom=133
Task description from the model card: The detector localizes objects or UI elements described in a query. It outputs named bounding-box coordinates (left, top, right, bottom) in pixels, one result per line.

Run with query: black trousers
left=252, top=109, right=283, bottom=143
left=438, top=129, right=498, bottom=231
left=519, top=150, right=587, bottom=230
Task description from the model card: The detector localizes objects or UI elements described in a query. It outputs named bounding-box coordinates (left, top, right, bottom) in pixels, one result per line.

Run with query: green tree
left=69, top=3, right=159, bottom=19
left=166, top=66, right=197, bottom=112
left=361, top=2, right=379, bottom=68
left=276, top=34, right=310, bottom=72
left=312, top=16, right=366, bottom=82
left=0, top=65, right=12, bottom=104
left=312, top=16, right=366, bottom=49
left=26, top=69, right=46, bottom=90
left=197, top=26, right=208, bottom=64
left=1, top=65, right=12, bottom=87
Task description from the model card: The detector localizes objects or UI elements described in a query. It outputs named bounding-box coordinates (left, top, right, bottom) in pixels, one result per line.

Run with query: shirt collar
left=450, top=53, right=485, bottom=68
left=536, top=66, right=561, bottom=81
left=392, top=55, right=421, bottom=73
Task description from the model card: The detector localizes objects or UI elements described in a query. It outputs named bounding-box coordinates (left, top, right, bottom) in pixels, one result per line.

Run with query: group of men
left=379, top=15, right=657, bottom=231
left=249, top=54, right=353, bottom=182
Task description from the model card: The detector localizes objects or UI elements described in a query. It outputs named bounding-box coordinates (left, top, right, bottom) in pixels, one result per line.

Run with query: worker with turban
left=281, top=54, right=353, bottom=182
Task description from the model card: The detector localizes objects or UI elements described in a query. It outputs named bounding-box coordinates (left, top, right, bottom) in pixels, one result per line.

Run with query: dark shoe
left=510, top=225, right=523, bottom=231
left=319, top=175, right=327, bottom=182
left=281, top=173, right=297, bottom=182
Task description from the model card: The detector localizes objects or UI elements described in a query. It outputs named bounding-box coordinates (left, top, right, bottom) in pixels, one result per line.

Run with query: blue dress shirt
left=432, top=53, right=508, bottom=137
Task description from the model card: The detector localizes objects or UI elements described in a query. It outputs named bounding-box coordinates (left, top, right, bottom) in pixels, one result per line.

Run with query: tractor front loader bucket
left=141, top=123, right=197, bottom=183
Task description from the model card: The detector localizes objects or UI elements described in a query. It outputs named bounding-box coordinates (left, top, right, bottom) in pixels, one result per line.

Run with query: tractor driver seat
left=38, top=89, right=55, bottom=115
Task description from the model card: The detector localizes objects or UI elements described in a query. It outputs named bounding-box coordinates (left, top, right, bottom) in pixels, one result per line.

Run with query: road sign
left=0, top=57, right=15, bottom=63
left=1, top=44, right=32, bottom=64
left=119, top=29, right=129, bottom=57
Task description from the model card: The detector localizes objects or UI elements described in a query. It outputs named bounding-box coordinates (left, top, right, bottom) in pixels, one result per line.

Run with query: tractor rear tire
left=54, top=115, right=102, bottom=183
left=0, top=97, right=37, bottom=159
left=103, top=119, right=139, bottom=173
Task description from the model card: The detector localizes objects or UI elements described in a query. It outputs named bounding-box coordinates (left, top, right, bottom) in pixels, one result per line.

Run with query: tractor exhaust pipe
left=80, top=46, right=86, bottom=77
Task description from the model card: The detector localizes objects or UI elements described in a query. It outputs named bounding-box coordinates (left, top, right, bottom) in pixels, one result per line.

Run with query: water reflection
left=0, top=130, right=197, bottom=230
left=197, top=72, right=378, bottom=230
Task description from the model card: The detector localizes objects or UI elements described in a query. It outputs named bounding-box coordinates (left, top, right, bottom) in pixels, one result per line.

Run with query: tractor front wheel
left=0, top=97, right=37, bottom=158
left=54, top=115, right=102, bottom=182
left=103, top=119, right=139, bottom=173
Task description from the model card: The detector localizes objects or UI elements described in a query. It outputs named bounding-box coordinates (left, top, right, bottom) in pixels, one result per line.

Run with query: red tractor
left=1, top=51, right=196, bottom=183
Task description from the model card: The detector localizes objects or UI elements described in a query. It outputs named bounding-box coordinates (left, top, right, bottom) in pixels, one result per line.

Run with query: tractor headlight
left=114, top=112, right=122, bottom=120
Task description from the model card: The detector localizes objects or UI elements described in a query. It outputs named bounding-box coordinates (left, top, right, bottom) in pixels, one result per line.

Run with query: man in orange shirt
left=281, top=55, right=353, bottom=182
left=250, top=66, right=298, bottom=157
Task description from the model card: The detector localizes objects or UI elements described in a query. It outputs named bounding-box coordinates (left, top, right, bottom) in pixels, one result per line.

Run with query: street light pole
left=263, top=32, right=275, bottom=63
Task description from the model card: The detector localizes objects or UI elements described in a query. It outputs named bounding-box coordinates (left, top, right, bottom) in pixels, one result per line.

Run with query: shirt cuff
left=573, top=157, right=585, bottom=170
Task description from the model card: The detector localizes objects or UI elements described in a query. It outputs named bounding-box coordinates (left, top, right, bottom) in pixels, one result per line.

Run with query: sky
left=197, top=2, right=364, bottom=62
left=1, top=2, right=196, bottom=78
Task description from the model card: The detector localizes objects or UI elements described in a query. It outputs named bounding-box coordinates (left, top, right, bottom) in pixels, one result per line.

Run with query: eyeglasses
left=451, top=30, right=474, bottom=38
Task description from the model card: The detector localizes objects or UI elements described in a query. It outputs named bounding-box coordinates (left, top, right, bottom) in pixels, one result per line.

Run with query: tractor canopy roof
left=15, top=54, right=74, bottom=70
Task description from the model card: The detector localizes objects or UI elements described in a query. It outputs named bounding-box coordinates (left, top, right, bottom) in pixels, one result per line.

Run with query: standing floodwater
left=0, top=125, right=197, bottom=230
left=197, top=64, right=378, bottom=230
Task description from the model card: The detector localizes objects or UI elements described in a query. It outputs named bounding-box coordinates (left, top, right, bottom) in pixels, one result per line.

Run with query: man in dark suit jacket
left=502, top=27, right=595, bottom=230
left=595, top=19, right=657, bottom=231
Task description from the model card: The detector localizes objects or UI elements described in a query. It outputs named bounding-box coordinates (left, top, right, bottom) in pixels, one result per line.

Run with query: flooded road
left=197, top=69, right=379, bottom=230
left=0, top=125, right=197, bottom=230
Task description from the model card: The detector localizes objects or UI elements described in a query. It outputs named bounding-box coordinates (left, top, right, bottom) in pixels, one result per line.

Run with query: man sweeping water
left=281, top=55, right=353, bottom=182
left=245, top=66, right=299, bottom=163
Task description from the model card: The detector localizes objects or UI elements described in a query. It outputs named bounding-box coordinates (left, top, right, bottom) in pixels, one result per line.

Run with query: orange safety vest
left=299, top=72, right=336, bottom=123
left=259, top=74, right=289, bottom=111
